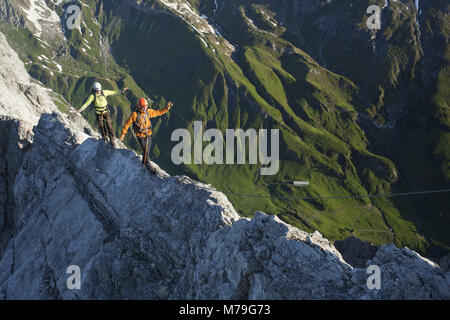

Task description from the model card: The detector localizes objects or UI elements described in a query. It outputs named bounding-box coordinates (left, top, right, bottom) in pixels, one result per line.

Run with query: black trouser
left=137, top=135, right=152, bottom=167
left=96, top=111, right=115, bottom=146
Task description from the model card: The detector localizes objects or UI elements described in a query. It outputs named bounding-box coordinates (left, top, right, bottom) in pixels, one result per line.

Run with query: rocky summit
left=0, top=30, right=449, bottom=300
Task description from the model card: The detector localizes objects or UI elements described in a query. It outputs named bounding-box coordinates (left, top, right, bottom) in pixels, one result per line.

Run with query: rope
left=201, top=187, right=450, bottom=201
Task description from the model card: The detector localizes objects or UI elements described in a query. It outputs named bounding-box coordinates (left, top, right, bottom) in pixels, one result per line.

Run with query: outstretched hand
left=167, top=101, right=174, bottom=110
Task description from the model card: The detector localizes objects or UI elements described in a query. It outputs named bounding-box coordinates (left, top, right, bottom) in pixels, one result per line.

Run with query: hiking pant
left=137, top=135, right=152, bottom=168
left=97, top=111, right=115, bottom=146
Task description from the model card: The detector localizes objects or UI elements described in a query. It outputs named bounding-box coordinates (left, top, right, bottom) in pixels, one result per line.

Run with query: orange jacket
left=121, top=105, right=170, bottom=138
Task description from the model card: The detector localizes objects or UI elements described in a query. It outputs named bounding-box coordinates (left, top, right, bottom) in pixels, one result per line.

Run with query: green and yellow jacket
left=79, top=90, right=121, bottom=114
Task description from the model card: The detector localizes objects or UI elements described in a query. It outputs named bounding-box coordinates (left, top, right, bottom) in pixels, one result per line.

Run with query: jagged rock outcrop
left=0, top=29, right=449, bottom=300
left=0, top=117, right=33, bottom=256
left=348, top=245, right=450, bottom=300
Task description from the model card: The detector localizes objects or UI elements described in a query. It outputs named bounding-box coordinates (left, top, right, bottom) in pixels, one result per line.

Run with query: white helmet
left=92, top=82, right=102, bottom=92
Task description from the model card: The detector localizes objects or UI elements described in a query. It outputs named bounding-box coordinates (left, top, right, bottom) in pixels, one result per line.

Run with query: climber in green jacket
left=77, top=81, right=128, bottom=147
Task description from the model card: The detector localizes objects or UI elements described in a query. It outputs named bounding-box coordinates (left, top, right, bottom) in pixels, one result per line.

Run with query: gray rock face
left=0, top=0, right=25, bottom=29
left=0, top=29, right=56, bottom=257
left=0, top=32, right=55, bottom=122
left=334, top=236, right=378, bottom=268
left=0, top=117, right=33, bottom=256
left=0, top=29, right=449, bottom=300
left=440, top=254, right=450, bottom=273
left=348, top=245, right=450, bottom=300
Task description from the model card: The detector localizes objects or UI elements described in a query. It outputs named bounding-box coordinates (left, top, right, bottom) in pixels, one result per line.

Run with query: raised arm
left=104, top=87, right=128, bottom=97
left=148, top=101, right=174, bottom=118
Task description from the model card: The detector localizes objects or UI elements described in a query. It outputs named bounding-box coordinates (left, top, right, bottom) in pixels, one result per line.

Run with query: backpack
left=133, top=107, right=152, bottom=134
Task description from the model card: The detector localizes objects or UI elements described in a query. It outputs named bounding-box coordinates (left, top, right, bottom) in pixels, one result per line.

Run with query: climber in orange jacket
left=120, top=98, right=173, bottom=174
